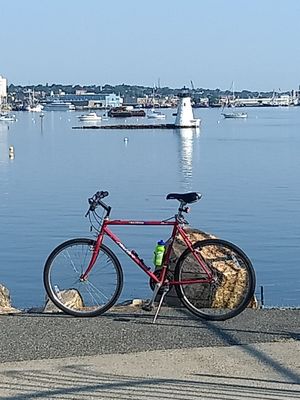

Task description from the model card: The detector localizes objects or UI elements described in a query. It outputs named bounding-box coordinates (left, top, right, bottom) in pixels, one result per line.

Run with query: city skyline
left=1, top=0, right=300, bottom=92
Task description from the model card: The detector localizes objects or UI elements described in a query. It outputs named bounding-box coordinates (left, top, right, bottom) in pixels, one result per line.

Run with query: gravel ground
left=0, top=308, right=299, bottom=363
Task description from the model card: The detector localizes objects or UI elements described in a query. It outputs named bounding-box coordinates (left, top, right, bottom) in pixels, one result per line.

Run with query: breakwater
left=73, top=124, right=177, bottom=129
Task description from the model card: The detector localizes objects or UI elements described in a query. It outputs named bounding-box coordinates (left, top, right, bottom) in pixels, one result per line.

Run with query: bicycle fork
left=80, top=234, right=104, bottom=281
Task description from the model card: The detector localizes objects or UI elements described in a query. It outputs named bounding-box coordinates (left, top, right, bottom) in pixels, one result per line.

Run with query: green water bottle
left=153, top=240, right=165, bottom=268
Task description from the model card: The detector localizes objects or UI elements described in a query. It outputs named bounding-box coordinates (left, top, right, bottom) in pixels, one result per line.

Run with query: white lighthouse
left=175, top=93, right=200, bottom=128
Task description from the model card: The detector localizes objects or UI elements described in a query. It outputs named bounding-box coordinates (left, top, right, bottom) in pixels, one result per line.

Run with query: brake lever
left=85, top=196, right=96, bottom=217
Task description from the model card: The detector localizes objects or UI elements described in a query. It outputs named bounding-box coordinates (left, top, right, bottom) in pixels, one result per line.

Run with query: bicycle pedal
left=142, top=302, right=154, bottom=312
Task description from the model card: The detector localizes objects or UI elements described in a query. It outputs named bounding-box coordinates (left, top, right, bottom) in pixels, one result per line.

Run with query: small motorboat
left=147, top=109, right=166, bottom=119
left=78, top=112, right=102, bottom=121
left=0, top=113, right=17, bottom=122
left=221, top=112, right=248, bottom=119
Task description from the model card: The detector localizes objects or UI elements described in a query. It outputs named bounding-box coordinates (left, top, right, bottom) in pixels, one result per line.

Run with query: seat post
left=177, top=200, right=186, bottom=217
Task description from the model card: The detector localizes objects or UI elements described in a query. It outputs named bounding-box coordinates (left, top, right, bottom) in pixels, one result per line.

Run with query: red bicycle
left=43, top=190, right=255, bottom=322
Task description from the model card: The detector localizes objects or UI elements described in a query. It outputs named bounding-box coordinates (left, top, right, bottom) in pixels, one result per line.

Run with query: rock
left=112, top=299, right=145, bottom=311
left=0, top=283, right=21, bottom=314
left=43, top=292, right=146, bottom=314
left=131, top=299, right=144, bottom=307
left=158, top=227, right=258, bottom=309
left=43, top=289, right=84, bottom=313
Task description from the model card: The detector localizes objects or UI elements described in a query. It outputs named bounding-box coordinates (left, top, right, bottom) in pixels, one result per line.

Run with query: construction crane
left=190, top=80, right=196, bottom=107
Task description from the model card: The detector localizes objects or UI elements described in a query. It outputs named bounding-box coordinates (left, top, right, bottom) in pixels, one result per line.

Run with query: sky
left=1, top=0, right=300, bottom=92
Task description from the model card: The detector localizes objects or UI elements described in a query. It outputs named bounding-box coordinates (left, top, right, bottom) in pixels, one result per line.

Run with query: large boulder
left=157, top=228, right=258, bottom=309
left=0, top=283, right=21, bottom=314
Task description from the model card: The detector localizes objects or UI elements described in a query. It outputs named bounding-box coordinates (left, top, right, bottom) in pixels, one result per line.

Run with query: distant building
left=46, top=93, right=123, bottom=109
left=0, top=75, right=7, bottom=99
left=224, top=89, right=300, bottom=107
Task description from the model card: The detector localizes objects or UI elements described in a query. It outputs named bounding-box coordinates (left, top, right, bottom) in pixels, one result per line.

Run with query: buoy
left=9, top=145, right=14, bottom=159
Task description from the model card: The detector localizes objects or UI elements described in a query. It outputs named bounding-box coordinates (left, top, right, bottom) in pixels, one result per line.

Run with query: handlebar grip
left=86, top=190, right=110, bottom=216
left=95, top=190, right=109, bottom=200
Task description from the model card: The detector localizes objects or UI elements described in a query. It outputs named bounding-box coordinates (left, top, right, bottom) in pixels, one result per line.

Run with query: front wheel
left=43, top=238, right=123, bottom=317
left=174, top=239, right=256, bottom=321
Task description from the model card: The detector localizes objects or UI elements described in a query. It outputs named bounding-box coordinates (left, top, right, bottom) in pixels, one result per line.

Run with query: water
left=0, top=107, right=299, bottom=309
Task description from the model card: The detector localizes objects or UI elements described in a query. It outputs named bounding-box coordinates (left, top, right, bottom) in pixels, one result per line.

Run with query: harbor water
left=0, top=107, right=299, bottom=309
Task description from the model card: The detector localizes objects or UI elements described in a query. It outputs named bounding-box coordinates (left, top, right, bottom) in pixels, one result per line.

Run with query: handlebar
left=85, top=190, right=200, bottom=220
left=85, top=190, right=111, bottom=217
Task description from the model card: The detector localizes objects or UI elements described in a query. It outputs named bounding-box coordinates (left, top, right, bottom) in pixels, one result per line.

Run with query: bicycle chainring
left=149, top=269, right=174, bottom=294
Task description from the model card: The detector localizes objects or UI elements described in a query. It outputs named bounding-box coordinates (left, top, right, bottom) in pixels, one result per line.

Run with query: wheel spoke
left=175, top=239, right=255, bottom=320
left=44, top=239, right=123, bottom=317
left=62, top=249, right=81, bottom=274
left=84, top=279, right=110, bottom=304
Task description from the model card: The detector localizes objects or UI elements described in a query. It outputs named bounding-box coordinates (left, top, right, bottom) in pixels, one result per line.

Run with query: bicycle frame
left=81, top=217, right=214, bottom=285
left=44, top=191, right=255, bottom=322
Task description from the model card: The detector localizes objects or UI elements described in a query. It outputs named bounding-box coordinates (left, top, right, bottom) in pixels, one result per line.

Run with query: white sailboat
left=222, top=82, right=248, bottom=119
left=26, top=89, right=44, bottom=112
left=27, top=104, right=44, bottom=112
left=147, top=86, right=166, bottom=119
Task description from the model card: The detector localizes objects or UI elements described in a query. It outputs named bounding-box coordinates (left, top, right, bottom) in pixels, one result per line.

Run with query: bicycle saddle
left=166, top=192, right=202, bottom=204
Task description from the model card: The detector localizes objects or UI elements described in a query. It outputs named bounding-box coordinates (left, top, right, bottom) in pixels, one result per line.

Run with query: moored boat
left=44, top=100, right=75, bottom=111
left=0, top=113, right=17, bottom=122
left=221, top=112, right=248, bottom=119
left=147, top=109, right=166, bottom=119
left=221, top=82, right=248, bottom=119
left=78, top=112, right=102, bottom=121
left=26, top=104, right=44, bottom=112
left=108, top=107, right=146, bottom=118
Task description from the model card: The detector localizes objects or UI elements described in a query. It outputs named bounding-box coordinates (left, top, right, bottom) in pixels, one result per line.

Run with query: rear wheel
left=43, top=238, right=123, bottom=317
left=175, top=239, right=256, bottom=320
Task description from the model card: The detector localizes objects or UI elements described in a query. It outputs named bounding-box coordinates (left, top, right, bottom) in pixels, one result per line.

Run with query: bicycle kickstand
left=142, top=282, right=161, bottom=312
left=152, top=285, right=169, bottom=324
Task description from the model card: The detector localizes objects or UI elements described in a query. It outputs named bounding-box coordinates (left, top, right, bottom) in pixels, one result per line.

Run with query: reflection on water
left=39, top=114, right=45, bottom=134
left=175, top=128, right=200, bottom=191
left=0, top=123, right=9, bottom=164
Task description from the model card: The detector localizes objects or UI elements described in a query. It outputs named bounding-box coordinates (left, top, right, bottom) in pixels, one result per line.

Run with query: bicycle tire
left=43, top=238, right=123, bottom=317
left=174, top=238, right=256, bottom=321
